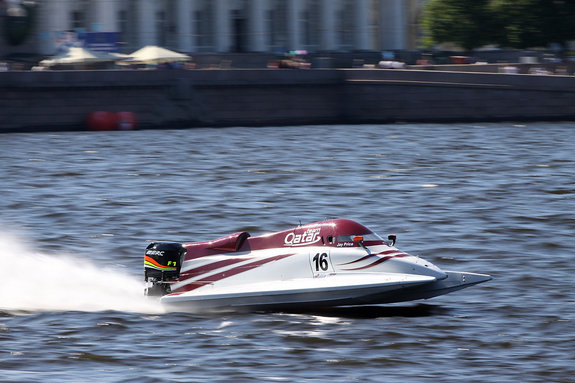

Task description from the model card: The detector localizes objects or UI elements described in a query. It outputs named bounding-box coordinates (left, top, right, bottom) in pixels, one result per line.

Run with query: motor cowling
left=144, top=242, right=186, bottom=296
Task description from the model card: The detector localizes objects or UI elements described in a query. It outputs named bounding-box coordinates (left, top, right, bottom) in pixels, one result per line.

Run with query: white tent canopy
left=126, top=45, right=191, bottom=64
left=40, top=47, right=118, bottom=66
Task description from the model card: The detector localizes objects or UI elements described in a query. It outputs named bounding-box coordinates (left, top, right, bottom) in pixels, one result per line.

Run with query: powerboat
left=144, top=219, right=491, bottom=312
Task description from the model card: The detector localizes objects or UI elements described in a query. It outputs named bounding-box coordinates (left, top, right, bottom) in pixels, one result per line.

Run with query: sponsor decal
left=146, top=249, right=165, bottom=257
left=144, top=256, right=177, bottom=271
left=284, top=227, right=321, bottom=247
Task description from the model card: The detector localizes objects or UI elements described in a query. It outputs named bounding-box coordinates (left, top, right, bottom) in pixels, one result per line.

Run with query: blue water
left=1, top=123, right=574, bottom=382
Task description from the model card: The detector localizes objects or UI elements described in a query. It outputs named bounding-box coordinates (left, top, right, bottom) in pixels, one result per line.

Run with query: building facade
left=2, top=0, right=418, bottom=56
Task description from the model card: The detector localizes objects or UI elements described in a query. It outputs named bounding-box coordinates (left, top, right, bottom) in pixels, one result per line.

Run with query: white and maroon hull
left=144, top=219, right=491, bottom=313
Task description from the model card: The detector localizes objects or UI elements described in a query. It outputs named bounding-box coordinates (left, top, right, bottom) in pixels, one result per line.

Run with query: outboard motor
left=144, top=242, right=186, bottom=296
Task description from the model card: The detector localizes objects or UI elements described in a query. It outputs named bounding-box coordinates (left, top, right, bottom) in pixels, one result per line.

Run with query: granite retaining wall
left=1, top=69, right=574, bottom=132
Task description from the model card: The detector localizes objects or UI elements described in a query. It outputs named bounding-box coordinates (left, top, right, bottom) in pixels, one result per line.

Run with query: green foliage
left=494, top=0, right=575, bottom=48
left=422, top=0, right=575, bottom=50
left=422, top=0, right=493, bottom=50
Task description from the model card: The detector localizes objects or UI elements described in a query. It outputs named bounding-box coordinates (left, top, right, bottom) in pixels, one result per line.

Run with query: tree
left=492, top=0, right=575, bottom=49
left=422, top=0, right=575, bottom=50
left=422, top=0, right=493, bottom=50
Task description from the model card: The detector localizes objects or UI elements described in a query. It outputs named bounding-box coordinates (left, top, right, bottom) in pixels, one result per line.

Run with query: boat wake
left=0, top=233, right=163, bottom=315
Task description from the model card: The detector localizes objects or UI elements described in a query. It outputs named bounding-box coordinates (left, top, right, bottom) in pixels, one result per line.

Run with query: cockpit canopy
left=326, top=219, right=388, bottom=247
left=336, top=232, right=384, bottom=243
left=182, top=218, right=391, bottom=256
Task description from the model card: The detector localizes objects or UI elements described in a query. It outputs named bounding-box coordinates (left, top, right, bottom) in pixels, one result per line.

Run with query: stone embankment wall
left=344, top=69, right=575, bottom=123
left=1, top=69, right=574, bottom=132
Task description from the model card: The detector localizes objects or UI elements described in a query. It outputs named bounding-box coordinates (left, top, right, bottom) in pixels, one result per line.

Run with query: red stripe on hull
left=338, top=250, right=399, bottom=266
left=341, top=252, right=410, bottom=271
left=170, top=253, right=295, bottom=295
left=179, top=258, right=246, bottom=280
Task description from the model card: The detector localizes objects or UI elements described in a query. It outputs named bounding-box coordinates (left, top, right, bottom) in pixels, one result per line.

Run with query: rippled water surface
left=1, top=123, right=574, bottom=382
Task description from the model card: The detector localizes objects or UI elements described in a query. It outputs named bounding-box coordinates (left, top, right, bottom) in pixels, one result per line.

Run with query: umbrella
left=40, top=47, right=118, bottom=66
left=126, top=45, right=191, bottom=64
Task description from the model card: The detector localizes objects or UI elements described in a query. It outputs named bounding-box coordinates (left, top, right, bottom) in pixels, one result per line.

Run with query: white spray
left=0, top=233, right=164, bottom=314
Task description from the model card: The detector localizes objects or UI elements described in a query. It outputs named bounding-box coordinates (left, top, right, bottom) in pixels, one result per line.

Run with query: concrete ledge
left=1, top=69, right=574, bottom=132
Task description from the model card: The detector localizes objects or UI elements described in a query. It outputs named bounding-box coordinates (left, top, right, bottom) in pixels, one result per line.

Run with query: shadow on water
left=2, top=304, right=448, bottom=320
left=271, top=303, right=450, bottom=319
left=153, top=303, right=451, bottom=320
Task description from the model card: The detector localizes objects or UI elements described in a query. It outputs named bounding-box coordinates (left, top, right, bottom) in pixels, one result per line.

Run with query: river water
left=0, top=123, right=573, bottom=382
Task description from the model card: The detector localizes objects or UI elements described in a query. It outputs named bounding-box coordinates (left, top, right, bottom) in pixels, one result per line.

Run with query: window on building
left=72, top=10, right=85, bottom=31
left=165, top=0, right=177, bottom=49
left=338, top=0, right=354, bottom=50
left=157, top=11, right=167, bottom=46
left=125, top=0, right=139, bottom=50
left=118, top=10, right=128, bottom=48
left=194, top=0, right=214, bottom=52
left=302, top=0, right=319, bottom=50
left=268, top=0, right=287, bottom=52
left=232, top=9, right=247, bottom=53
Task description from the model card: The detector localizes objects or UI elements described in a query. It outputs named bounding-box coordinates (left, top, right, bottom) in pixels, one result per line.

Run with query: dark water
left=1, top=123, right=574, bottom=382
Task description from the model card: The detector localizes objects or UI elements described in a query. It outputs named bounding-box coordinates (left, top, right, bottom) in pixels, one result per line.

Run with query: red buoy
left=86, top=111, right=116, bottom=131
left=116, top=112, right=137, bottom=130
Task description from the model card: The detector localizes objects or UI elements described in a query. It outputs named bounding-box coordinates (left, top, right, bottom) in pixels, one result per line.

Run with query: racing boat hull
left=144, top=219, right=491, bottom=313
left=160, top=271, right=490, bottom=312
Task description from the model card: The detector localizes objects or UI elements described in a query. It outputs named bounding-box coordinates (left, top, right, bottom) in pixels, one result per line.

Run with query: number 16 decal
left=310, top=251, right=333, bottom=274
